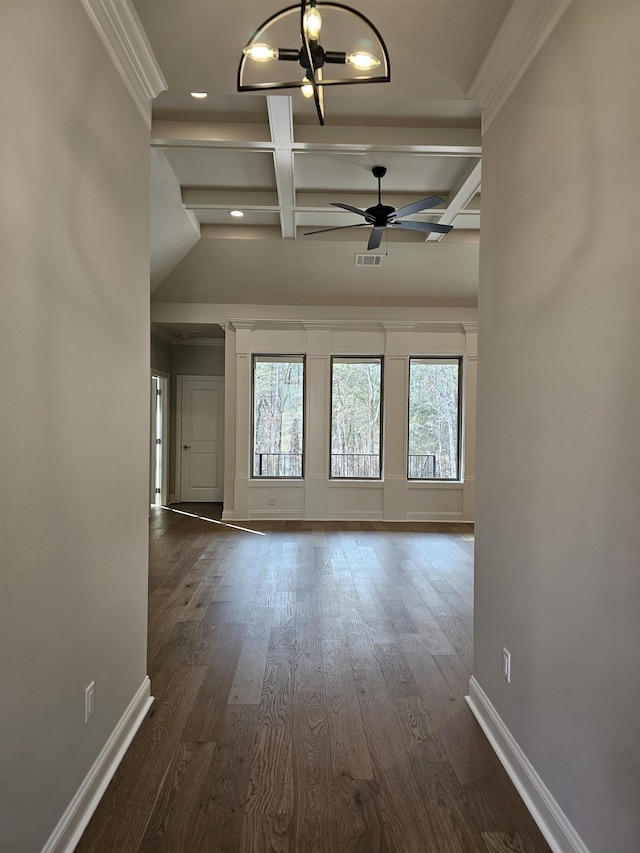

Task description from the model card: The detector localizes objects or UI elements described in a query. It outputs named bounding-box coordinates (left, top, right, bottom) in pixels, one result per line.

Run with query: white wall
left=223, top=315, right=477, bottom=522
left=0, top=3, right=151, bottom=850
left=474, top=3, right=639, bottom=850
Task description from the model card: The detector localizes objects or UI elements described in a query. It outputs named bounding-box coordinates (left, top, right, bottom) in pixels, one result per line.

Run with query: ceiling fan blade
left=330, top=202, right=373, bottom=220
left=391, top=220, right=453, bottom=234
left=390, top=196, right=445, bottom=220
left=303, top=223, right=369, bottom=236
left=367, top=227, right=385, bottom=250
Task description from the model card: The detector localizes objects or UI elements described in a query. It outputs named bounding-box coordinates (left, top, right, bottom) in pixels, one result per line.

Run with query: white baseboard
left=407, top=511, right=464, bottom=522
left=466, top=677, right=589, bottom=853
left=222, top=510, right=473, bottom=524
left=248, top=510, right=305, bottom=520
left=41, top=677, right=154, bottom=853
left=328, top=510, right=384, bottom=521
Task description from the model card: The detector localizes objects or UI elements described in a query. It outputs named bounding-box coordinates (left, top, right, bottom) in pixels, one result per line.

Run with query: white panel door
left=179, top=378, right=224, bottom=502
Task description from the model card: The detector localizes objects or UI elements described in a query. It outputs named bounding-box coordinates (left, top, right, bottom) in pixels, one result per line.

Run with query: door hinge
left=155, top=488, right=161, bottom=494
left=156, top=438, right=162, bottom=444
left=156, top=388, right=162, bottom=396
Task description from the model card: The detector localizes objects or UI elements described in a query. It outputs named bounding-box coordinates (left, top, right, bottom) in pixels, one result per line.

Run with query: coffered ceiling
left=121, top=0, right=557, bottom=336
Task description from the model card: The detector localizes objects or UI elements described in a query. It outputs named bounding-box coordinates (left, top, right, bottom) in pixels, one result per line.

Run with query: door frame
left=175, top=374, right=225, bottom=503
left=150, top=370, right=169, bottom=506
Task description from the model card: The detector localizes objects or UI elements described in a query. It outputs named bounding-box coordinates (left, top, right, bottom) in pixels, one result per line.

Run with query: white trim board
left=81, top=0, right=166, bottom=127
left=468, top=0, right=571, bottom=132
left=466, top=677, right=590, bottom=853
left=41, top=677, right=153, bottom=853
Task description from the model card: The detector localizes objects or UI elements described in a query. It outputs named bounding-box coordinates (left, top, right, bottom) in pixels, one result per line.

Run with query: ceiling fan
left=304, top=166, right=453, bottom=250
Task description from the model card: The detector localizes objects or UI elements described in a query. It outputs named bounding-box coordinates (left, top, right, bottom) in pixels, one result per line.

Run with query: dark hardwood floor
left=76, top=507, right=550, bottom=853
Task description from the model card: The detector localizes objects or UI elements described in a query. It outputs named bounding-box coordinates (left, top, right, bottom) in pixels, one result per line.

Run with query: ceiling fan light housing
left=304, top=167, right=453, bottom=247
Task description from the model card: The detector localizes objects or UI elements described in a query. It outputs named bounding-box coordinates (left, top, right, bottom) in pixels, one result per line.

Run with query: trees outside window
left=331, top=357, right=382, bottom=478
left=252, top=355, right=304, bottom=477
left=408, top=357, right=461, bottom=479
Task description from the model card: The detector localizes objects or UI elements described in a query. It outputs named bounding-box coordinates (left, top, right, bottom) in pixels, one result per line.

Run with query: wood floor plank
left=245, top=627, right=296, bottom=814
left=482, top=831, right=545, bottom=853
left=333, top=779, right=386, bottom=853
left=406, top=738, right=487, bottom=852
left=137, top=741, right=217, bottom=852
left=292, top=733, right=334, bottom=852
left=76, top=516, right=552, bottom=853
left=374, top=642, right=422, bottom=700
left=228, top=606, right=275, bottom=704
left=240, top=815, right=292, bottom=853
left=182, top=703, right=261, bottom=853
left=321, top=615, right=374, bottom=781
left=182, top=622, right=247, bottom=742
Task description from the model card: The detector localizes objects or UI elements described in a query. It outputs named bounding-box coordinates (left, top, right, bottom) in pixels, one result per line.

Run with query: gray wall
left=474, top=3, right=639, bottom=850
left=151, top=332, right=171, bottom=374
left=0, top=3, right=151, bottom=850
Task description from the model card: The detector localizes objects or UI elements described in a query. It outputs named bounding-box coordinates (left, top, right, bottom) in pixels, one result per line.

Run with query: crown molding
left=81, top=0, right=166, bottom=128
left=468, top=0, right=571, bottom=133
left=172, top=338, right=225, bottom=347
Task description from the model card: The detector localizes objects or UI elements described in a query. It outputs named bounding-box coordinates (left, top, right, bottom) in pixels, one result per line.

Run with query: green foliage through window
left=331, top=357, right=382, bottom=478
left=408, top=358, right=460, bottom=479
left=253, top=356, right=304, bottom=477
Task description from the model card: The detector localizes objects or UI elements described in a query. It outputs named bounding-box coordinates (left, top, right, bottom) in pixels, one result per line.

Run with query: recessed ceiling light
left=229, top=210, right=244, bottom=218
left=190, top=92, right=208, bottom=99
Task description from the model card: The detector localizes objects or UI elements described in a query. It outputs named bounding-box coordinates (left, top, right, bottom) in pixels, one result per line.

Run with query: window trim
left=251, top=353, right=306, bottom=480
left=329, top=354, right=384, bottom=480
left=407, top=355, right=463, bottom=482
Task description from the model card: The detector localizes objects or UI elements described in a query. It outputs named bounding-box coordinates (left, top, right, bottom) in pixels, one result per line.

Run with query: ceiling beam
left=151, top=121, right=481, bottom=157
left=427, top=160, right=482, bottom=242
left=182, top=189, right=280, bottom=210
left=267, top=96, right=296, bottom=239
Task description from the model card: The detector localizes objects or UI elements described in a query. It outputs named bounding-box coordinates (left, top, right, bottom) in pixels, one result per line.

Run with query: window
left=252, top=355, right=304, bottom=478
left=408, top=357, right=461, bottom=480
left=331, top=356, right=383, bottom=478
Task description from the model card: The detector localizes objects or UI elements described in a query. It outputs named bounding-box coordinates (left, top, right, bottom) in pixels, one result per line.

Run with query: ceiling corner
left=81, top=0, right=166, bottom=126
left=468, top=0, right=572, bottom=131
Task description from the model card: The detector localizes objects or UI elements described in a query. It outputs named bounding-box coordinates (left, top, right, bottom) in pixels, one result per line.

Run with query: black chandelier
left=237, top=0, right=390, bottom=126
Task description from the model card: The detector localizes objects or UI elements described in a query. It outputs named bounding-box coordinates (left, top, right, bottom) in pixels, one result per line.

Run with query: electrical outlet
left=502, top=648, right=511, bottom=683
left=268, top=495, right=275, bottom=506
left=84, top=681, right=95, bottom=723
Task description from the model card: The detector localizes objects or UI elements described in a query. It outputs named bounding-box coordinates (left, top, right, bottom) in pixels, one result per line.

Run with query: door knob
left=183, top=445, right=191, bottom=449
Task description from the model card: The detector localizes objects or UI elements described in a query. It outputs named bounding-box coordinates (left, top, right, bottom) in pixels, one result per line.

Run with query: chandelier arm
left=277, top=49, right=302, bottom=61
left=238, top=0, right=389, bottom=124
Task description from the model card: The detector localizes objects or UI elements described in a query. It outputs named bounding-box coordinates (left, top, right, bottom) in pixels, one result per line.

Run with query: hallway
left=77, top=509, right=549, bottom=852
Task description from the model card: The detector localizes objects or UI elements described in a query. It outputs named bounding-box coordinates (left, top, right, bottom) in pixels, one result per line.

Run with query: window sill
left=407, top=480, right=463, bottom=489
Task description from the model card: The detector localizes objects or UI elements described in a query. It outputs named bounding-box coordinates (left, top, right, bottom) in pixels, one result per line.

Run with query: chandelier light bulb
left=301, top=77, right=314, bottom=98
left=243, top=43, right=279, bottom=62
left=345, top=51, right=381, bottom=71
left=303, top=4, right=322, bottom=39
